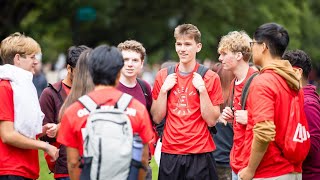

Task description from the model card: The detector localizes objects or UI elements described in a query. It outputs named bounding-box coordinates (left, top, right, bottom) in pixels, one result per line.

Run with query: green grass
left=39, top=151, right=159, bottom=180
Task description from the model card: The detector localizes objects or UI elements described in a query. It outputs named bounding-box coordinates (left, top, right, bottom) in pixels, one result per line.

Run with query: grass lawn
left=38, top=151, right=159, bottom=180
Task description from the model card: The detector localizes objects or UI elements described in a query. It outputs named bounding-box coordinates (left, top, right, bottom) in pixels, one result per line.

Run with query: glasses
left=249, top=41, right=263, bottom=47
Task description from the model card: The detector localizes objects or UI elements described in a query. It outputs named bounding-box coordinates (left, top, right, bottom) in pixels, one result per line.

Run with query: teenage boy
left=117, top=40, right=154, bottom=180
left=283, top=50, right=320, bottom=180
left=216, top=31, right=256, bottom=180
left=151, top=23, right=224, bottom=180
left=39, top=45, right=89, bottom=179
left=238, top=23, right=309, bottom=180
left=0, top=32, right=58, bottom=180
left=57, top=45, right=154, bottom=180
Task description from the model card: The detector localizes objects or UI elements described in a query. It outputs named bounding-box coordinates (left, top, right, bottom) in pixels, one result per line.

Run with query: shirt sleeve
left=39, top=88, right=57, bottom=125
left=205, top=71, right=224, bottom=106
left=304, top=100, right=320, bottom=152
left=57, top=113, right=78, bottom=149
left=248, top=79, right=275, bottom=124
left=0, top=82, right=14, bottom=121
left=152, top=69, right=166, bottom=100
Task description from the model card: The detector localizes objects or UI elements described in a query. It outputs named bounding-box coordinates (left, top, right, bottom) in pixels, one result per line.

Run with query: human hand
left=192, top=72, right=206, bottom=91
left=238, top=166, right=255, bottom=180
left=235, top=110, right=248, bottom=125
left=43, top=123, right=58, bottom=138
left=45, top=143, right=59, bottom=162
left=160, top=73, right=177, bottom=93
left=220, top=107, right=234, bottom=123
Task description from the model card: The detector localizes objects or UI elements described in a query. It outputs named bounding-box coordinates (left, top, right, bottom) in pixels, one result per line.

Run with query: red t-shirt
left=0, top=80, right=39, bottom=179
left=57, top=87, right=154, bottom=156
left=240, top=69, right=303, bottom=178
left=230, top=68, right=257, bottom=173
left=152, top=63, right=224, bottom=154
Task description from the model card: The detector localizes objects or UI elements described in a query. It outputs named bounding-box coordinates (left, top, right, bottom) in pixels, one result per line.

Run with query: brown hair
left=0, top=32, right=41, bottom=65
left=174, top=24, right=201, bottom=43
left=59, top=49, right=94, bottom=121
left=117, top=40, right=146, bottom=61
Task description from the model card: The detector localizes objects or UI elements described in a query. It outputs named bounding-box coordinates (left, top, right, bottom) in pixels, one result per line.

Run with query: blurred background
left=1, top=0, right=320, bottom=86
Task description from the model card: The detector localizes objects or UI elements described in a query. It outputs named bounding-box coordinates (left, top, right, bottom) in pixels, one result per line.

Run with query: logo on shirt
left=172, top=87, right=197, bottom=115
left=293, top=123, right=310, bottom=142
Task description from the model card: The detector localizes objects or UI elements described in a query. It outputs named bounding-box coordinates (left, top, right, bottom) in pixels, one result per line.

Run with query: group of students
left=0, top=22, right=319, bottom=180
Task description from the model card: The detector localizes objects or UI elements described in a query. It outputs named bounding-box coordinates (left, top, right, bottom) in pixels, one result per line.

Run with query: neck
left=178, top=60, right=196, bottom=72
left=261, top=55, right=282, bottom=68
left=302, top=78, right=308, bottom=87
left=94, top=85, right=114, bottom=90
left=119, top=75, right=137, bottom=88
left=233, top=61, right=250, bottom=81
left=62, top=77, right=72, bottom=87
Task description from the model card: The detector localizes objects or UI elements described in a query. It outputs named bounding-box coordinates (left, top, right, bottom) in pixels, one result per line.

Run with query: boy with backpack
left=216, top=31, right=256, bottom=180
left=238, top=23, right=310, bottom=180
left=57, top=45, right=154, bottom=180
left=151, top=23, right=224, bottom=180
left=117, top=40, right=154, bottom=180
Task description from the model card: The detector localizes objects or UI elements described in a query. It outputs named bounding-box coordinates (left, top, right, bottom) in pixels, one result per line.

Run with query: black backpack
left=230, top=72, right=259, bottom=110
left=156, top=64, right=217, bottom=141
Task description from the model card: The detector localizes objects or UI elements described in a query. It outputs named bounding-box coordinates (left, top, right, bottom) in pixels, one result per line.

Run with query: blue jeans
left=232, top=171, right=239, bottom=180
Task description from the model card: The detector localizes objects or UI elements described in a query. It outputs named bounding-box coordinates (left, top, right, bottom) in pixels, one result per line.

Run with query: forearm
left=199, top=87, right=220, bottom=127
left=67, top=147, right=81, bottom=180
left=151, top=91, right=168, bottom=124
left=0, top=121, right=47, bottom=151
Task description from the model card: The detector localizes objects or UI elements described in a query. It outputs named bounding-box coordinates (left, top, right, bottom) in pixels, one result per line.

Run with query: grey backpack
left=78, top=93, right=133, bottom=180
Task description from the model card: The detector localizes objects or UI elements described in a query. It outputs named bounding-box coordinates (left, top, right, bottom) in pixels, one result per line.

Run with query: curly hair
left=283, top=49, right=312, bottom=79
left=117, top=40, right=146, bottom=61
left=218, top=31, right=252, bottom=62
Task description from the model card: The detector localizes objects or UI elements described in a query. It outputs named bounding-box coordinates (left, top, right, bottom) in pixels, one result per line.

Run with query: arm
left=239, top=121, right=275, bottom=180
left=0, top=121, right=58, bottom=160
left=151, top=73, right=177, bottom=124
left=193, top=72, right=221, bottom=127
left=66, top=147, right=81, bottom=180
left=198, top=85, right=220, bottom=127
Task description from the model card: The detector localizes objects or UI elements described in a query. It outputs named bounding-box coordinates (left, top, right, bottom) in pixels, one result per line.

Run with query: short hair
left=117, top=40, right=146, bottom=61
left=0, top=32, right=41, bottom=65
left=174, top=24, right=201, bottom=43
left=88, top=45, right=124, bottom=86
left=67, top=45, right=89, bottom=68
left=218, top=31, right=252, bottom=62
left=253, top=23, right=289, bottom=57
left=283, top=49, right=312, bottom=78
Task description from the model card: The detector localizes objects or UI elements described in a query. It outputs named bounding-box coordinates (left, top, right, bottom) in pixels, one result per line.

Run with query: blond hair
left=0, top=32, right=41, bottom=65
left=218, top=31, right=252, bottom=62
left=174, top=24, right=201, bottom=43
left=117, top=40, right=146, bottom=61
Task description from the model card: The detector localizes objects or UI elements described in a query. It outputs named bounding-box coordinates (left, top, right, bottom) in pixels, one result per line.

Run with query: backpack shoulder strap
left=137, top=78, right=148, bottom=99
left=167, top=65, right=175, bottom=75
left=240, top=72, right=259, bottom=110
left=78, top=95, right=98, bottom=112
left=196, top=64, right=209, bottom=77
left=116, top=93, right=133, bottom=111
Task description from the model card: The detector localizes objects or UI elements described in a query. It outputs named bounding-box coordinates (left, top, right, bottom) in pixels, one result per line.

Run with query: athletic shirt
left=0, top=80, right=39, bottom=179
left=152, top=63, right=224, bottom=154
left=117, top=81, right=147, bottom=107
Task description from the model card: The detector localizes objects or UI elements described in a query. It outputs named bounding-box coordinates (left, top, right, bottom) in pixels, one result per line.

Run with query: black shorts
left=0, top=176, right=32, bottom=180
left=158, top=152, right=218, bottom=180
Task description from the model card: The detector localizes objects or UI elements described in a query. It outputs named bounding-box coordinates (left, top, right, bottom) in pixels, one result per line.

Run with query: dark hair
left=283, top=49, right=312, bottom=78
left=88, top=45, right=124, bottom=86
left=253, top=23, right=289, bottom=57
left=67, top=45, right=89, bottom=68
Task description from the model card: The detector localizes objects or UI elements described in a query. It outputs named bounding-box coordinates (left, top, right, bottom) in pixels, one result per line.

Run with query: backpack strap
left=167, top=65, right=175, bottom=75
left=136, top=78, right=151, bottom=111
left=78, top=95, right=98, bottom=112
left=196, top=64, right=209, bottom=77
left=116, top=93, right=133, bottom=111
left=240, top=72, right=259, bottom=110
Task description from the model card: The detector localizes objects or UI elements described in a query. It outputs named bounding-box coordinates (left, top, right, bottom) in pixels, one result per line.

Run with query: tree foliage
left=1, top=0, right=320, bottom=65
